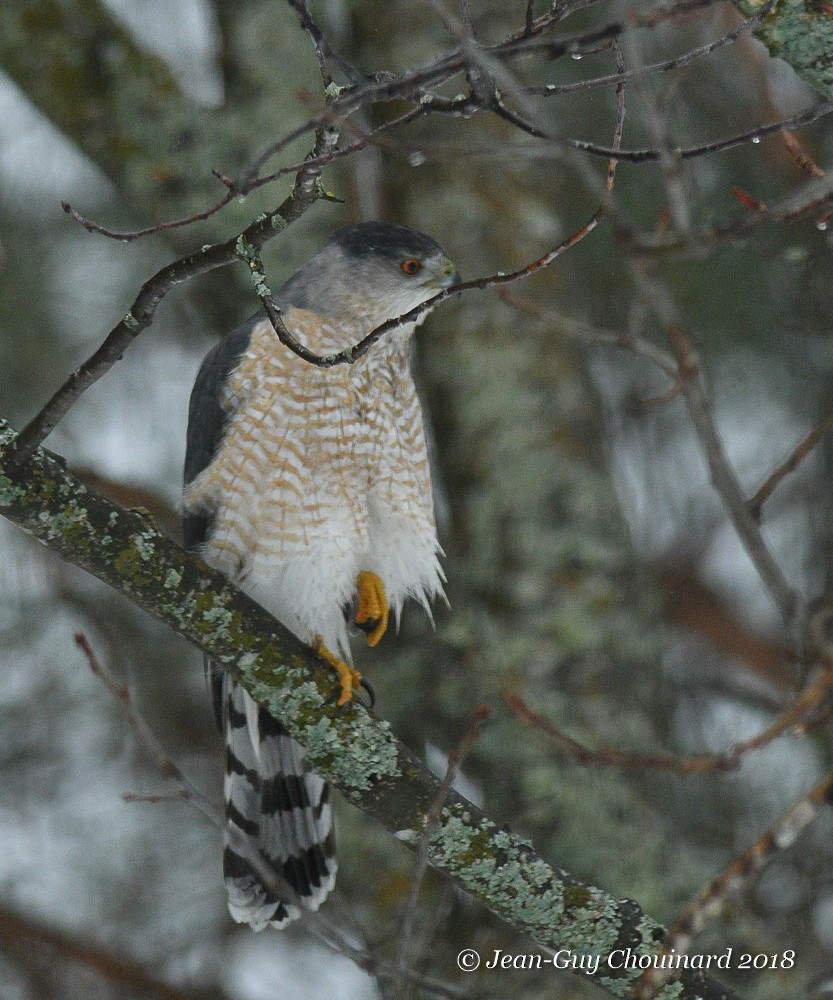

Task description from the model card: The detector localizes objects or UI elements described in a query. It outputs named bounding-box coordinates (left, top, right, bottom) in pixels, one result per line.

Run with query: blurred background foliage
left=1, top=1, right=832, bottom=998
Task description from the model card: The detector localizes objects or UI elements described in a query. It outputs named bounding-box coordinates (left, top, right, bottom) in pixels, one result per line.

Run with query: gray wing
left=183, top=318, right=256, bottom=724
left=183, top=318, right=257, bottom=550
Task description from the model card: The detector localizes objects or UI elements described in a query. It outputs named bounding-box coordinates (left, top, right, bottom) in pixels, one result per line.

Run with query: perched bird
left=183, top=222, right=459, bottom=929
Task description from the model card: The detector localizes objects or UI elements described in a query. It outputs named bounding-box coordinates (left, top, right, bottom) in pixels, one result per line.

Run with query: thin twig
left=395, top=706, right=490, bottom=997
left=525, top=0, right=779, bottom=98
left=620, top=12, right=694, bottom=239
left=64, top=107, right=427, bottom=243
left=246, top=209, right=607, bottom=371
left=634, top=761, right=833, bottom=999
left=490, top=95, right=833, bottom=164
left=748, top=408, right=833, bottom=520
left=61, top=190, right=235, bottom=242
left=505, top=667, right=833, bottom=776
left=244, top=250, right=334, bottom=366
left=629, top=378, right=687, bottom=413
left=290, top=0, right=339, bottom=89
left=781, top=129, right=826, bottom=179
left=607, top=38, right=625, bottom=191
left=506, top=690, right=737, bottom=774
left=245, top=106, right=429, bottom=197
left=633, top=170, right=833, bottom=252
left=626, top=259, right=802, bottom=631
left=498, top=290, right=679, bottom=382
left=75, top=631, right=221, bottom=822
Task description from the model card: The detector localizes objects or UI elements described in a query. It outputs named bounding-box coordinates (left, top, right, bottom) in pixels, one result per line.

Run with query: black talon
left=359, top=677, right=376, bottom=709
left=354, top=614, right=381, bottom=636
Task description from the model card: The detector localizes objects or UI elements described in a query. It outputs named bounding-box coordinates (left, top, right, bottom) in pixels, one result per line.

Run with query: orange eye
left=401, top=258, right=422, bottom=276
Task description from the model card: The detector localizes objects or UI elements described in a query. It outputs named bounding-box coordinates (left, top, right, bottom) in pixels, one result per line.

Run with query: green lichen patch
left=430, top=808, right=565, bottom=930
left=736, top=0, right=833, bottom=100
left=428, top=805, right=639, bottom=968
left=113, top=543, right=156, bottom=587
left=0, top=473, right=26, bottom=506
left=34, top=499, right=91, bottom=546
left=234, top=235, right=257, bottom=263
left=261, top=677, right=402, bottom=792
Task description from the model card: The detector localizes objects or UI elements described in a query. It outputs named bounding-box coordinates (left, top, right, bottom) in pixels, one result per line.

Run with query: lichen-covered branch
left=733, top=0, right=833, bottom=102
left=0, top=418, right=738, bottom=1000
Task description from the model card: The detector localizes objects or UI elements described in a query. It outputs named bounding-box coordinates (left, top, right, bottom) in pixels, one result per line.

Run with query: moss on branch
left=734, top=0, right=833, bottom=100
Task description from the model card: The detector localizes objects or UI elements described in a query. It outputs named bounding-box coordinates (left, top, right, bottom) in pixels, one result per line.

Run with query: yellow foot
left=354, top=571, right=389, bottom=647
left=313, top=636, right=363, bottom=707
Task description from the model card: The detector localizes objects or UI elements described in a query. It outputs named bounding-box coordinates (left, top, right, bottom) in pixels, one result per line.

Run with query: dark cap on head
left=331, top=222, right=446, bottom=262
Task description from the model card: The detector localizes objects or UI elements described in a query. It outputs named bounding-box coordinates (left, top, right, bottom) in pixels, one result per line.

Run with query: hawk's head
left=278, top=221, right=460, bottom=331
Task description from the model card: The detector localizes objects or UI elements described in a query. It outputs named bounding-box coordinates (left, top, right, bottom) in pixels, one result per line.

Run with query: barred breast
left=184, top=313, right=444, bottom=657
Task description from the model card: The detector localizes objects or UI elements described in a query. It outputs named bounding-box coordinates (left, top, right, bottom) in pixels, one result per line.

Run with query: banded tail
left=220, top=674, right=337, bottom=930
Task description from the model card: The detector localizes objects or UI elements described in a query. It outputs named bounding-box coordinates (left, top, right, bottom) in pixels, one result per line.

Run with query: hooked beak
left=425, top=260, right=461, bottom=291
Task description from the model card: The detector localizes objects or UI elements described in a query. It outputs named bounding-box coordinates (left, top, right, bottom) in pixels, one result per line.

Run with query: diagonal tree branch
left=0, top=904, right=233, bottom=1000
left=11, top=124, right=337, bottom=465
left=0, top=419, right=739, bottom=1000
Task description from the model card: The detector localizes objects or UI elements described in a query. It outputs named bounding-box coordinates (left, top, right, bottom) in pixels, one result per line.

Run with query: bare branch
left=60, top=191, right=236, bottom=243
left=487, top=96, right=833, bottom=163
left=287, top=0, right=366, bottom=89
left=396, top=706, right=489, bottom=997
left=525, top=0, right=779, bottom=97
left=63, top=107, right=426, bottom=244
left=498, top=291, right=679, bottom=382
left=782, top=129, right=827, bottom=179
left=620, top=17, right=695, bottom=239
left=749, top=408, right=833, bottom=520
left=505, top=667, right=833, bottom=776
left=75, top=631, right=221, bottom=824
left=634, top=754, right=833, bottom=998
left=625, top=259, right=803, bottom=631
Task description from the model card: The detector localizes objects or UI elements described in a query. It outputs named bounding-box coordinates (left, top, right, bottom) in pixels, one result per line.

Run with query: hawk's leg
left=354, top=570, right=389, bottom=647
left=312, top=572, right=389, bottom=707
left=312, top=637, right=363, bottom=707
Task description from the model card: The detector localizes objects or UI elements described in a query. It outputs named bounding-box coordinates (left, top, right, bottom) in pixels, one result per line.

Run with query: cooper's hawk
left=183, top=222, right=459, bottom=929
